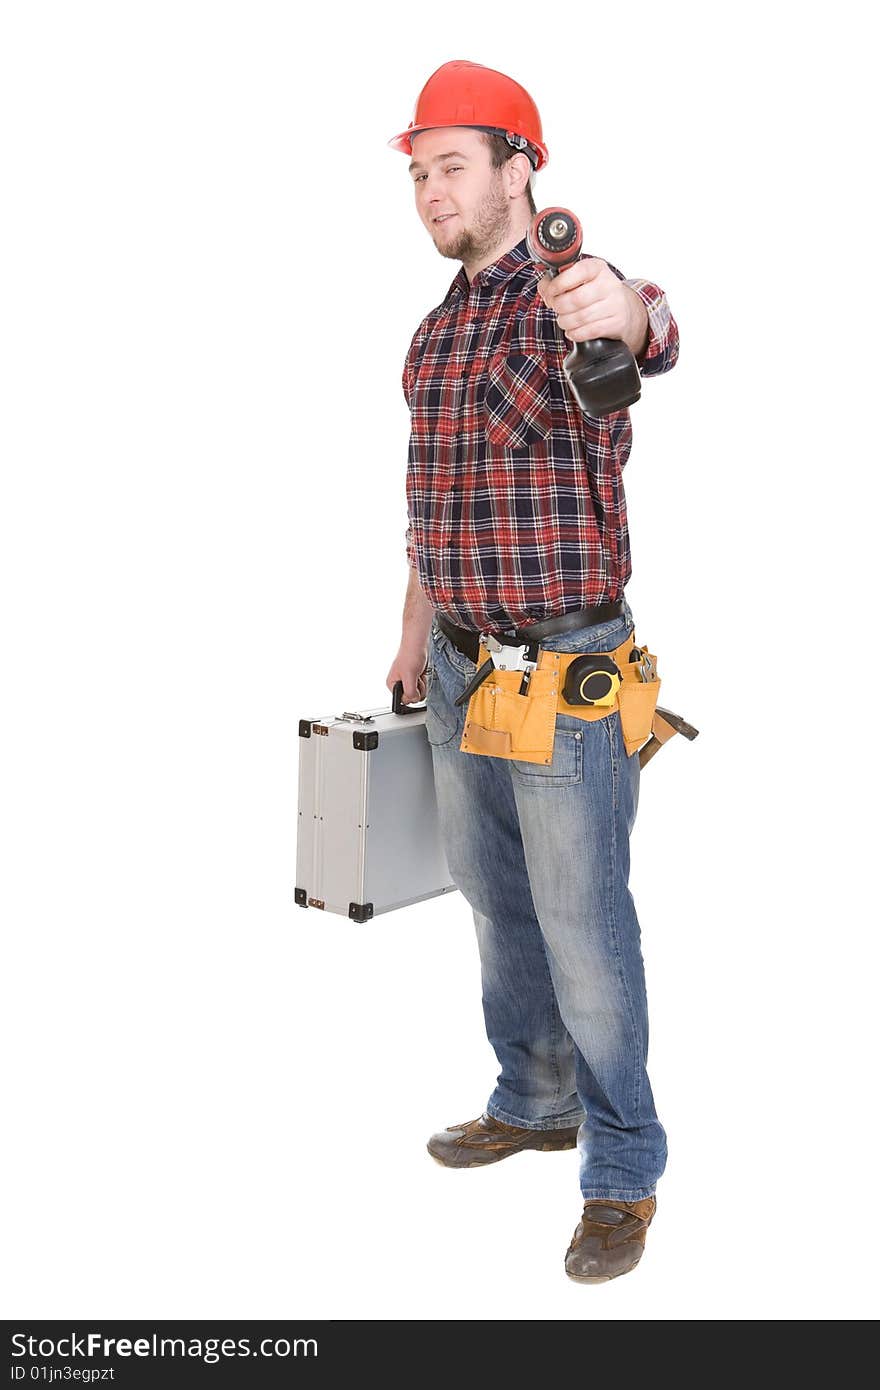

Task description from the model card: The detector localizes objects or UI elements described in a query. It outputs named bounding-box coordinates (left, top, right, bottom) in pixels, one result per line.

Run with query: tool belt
left=453, top=627, right=662, bottom=766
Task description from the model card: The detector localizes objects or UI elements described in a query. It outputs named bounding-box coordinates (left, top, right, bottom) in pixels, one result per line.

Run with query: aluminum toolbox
left=295, top=700, right=457, bottom=922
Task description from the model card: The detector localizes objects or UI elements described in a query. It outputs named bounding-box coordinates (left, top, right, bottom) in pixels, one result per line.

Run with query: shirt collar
left=446, top=235, right=533, bottom=302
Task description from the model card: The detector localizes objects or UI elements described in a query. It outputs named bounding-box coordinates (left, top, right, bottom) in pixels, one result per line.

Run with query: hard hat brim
left=387, top=123, right=547, bottom=170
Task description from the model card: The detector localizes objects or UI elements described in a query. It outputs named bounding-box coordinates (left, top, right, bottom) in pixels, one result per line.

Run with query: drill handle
left=571, top=336, right=627, bottom=362
left=565, top=337, right=641, bottom=417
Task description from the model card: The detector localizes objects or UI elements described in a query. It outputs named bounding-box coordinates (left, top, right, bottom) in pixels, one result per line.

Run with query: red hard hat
left=388, top=59, right=548, bottom=172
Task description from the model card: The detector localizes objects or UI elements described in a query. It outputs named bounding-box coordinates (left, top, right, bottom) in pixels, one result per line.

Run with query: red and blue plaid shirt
left=403, top=235, right=679, bottom=634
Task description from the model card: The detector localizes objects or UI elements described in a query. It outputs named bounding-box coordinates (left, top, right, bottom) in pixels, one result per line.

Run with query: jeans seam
left=607, top=716, right=642, bottom=1117
left=547, top=969, right=563, bottom=1108
left=425, top=699, right=457, bottom=746
left=425, top=633, right=461, bottom=746
left=581, top=1186, right=656, bottom=1202
left=486, top=1101, right=582, bottom=1131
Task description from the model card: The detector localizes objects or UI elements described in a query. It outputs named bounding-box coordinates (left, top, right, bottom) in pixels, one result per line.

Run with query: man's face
left=408, top=127, right=512, bottom=264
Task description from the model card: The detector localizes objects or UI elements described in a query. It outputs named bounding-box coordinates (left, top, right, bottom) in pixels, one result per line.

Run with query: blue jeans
left=425, top=596, right=667, bottom=1201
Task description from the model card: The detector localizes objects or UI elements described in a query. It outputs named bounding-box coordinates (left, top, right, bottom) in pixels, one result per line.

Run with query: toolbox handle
left=392, top=680, right=426, bottom=716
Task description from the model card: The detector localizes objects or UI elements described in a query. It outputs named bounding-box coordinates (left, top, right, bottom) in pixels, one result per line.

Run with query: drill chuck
left=527, top=208, right=582, bottom=266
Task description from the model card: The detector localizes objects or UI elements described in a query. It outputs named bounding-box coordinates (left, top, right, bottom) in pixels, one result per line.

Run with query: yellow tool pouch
left=616, top=669, right=663, bottom=756
left=460, top=631, right=662, bottom=765
left=460, top=659, right=561, bottom=763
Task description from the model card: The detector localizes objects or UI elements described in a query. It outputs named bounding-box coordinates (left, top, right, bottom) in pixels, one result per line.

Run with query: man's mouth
left=433, top=214, right=457, bottom=224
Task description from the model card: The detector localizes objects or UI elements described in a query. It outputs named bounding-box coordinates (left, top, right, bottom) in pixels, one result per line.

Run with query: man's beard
left=433, top=177, right=511, bottom=264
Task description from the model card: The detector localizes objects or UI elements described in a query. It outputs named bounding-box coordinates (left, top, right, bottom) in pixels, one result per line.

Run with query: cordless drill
left=527, top=207, right=641, bottom=417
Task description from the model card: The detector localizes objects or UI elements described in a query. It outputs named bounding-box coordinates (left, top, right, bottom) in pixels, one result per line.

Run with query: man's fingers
left=538, top=260, right=602, bottom=303
left=565, top=317, right=625, bottom=342
left=550, top=257, right=604, bottom=291
left=399, top=670, right=427, bottom=704
left=555, top=298, right=617, bottom=332
left=542, top=279, right=609, bottom=318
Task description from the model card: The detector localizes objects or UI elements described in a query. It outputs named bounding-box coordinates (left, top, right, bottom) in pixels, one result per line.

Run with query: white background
left=2, top=0, right=877, bottom=1322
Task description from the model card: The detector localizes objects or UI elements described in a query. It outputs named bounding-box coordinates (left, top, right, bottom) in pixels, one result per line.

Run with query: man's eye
left=413, top=167, right=461, bottom=183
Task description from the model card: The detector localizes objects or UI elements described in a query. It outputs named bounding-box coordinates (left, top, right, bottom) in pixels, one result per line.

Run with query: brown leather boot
left=427, top=1113, right=580, bottom=1168
left=564, top=1196, right=656, bottom=1282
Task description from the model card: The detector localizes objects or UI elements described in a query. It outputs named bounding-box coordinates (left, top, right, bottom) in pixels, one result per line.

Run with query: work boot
left=564, top=1196, right=656, bottom=1283
left=427, top=1113, right=580, bottom=1168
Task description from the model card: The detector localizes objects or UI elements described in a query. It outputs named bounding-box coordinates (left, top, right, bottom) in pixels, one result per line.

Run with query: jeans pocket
left=511, top=728, right=583, bottom=786
left=424, top=663, right=458, bottom=747
left=432, top=620, right=478, bottom=677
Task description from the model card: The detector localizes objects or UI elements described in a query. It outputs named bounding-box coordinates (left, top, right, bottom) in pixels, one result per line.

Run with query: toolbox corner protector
left=348, top=901, right=374, bottom=923
left=294, top=887, right=308, bottom=907
left=353, top=730, right=379, bottom=752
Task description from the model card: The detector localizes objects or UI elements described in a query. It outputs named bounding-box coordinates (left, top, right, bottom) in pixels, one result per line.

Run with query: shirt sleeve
left=604, top=259, right=680, bottom=378
left=403, top=326, right=419, bottom=564
left=403, top=316, right=436, bottom=566
left=402, top=322, right=426, bottom=408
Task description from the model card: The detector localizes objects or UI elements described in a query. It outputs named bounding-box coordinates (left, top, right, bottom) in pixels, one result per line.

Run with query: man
left=385, top=60, right=679, bottom=1283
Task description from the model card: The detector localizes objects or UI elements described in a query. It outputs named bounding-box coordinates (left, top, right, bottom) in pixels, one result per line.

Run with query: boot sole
left=428, top=1136, right=578, bottom=1168
left=565, top=1253, right=645, bottom=1284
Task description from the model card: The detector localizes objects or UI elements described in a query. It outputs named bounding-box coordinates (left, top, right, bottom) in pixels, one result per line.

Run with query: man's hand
left=536, top=258, right=649, bottom=359
left=391, top=567, right=433, bottom=704
left=386, top=640, right=429, bottom=707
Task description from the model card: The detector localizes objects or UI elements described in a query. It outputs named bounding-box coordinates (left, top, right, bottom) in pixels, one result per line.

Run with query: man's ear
left=506, top=151, right=533, bottom=200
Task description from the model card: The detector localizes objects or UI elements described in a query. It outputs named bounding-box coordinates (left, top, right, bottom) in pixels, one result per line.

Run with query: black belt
left=434, top=600, right=624, bottom=665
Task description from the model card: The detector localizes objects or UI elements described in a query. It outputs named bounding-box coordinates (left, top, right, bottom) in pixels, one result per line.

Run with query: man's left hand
left=536, top=258, right=649, bottom=359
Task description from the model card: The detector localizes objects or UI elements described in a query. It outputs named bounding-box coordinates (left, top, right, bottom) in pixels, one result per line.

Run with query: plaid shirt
left=403, top=235, right=679, bottom=634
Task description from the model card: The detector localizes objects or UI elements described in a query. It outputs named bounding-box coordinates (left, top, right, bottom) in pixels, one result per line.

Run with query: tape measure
left=561, top=654, right=622, bottom=707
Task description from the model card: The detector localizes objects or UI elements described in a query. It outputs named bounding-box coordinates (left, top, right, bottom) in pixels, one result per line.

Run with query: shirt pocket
left=483, top=351, right=553, bottom=450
